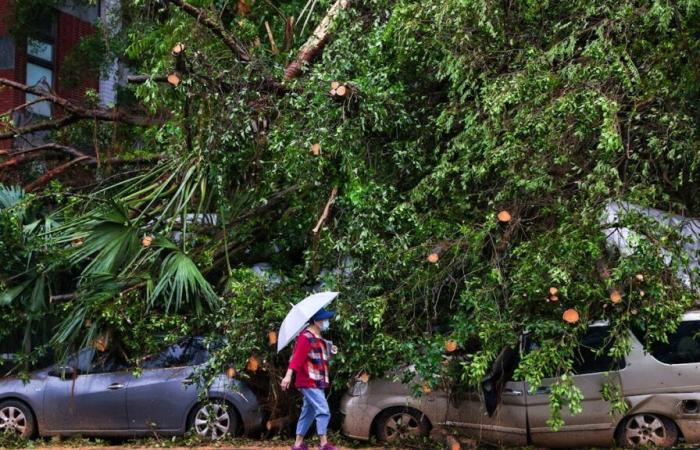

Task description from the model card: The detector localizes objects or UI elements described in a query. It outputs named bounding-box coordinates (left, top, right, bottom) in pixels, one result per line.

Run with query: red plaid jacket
left=288, top=329, right=330, bottom=389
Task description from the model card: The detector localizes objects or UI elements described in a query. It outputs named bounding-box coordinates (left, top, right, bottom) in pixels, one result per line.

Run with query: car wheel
left=188, top=401, right=238, bottom=440
left=0, top=400, right=36, bottom=438
left=617, top=413, right=678, bottom=447
left=375, top=407, right=429, bottom=442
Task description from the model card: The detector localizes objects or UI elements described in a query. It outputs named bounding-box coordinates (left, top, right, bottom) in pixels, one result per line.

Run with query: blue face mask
left=319, top=319, right=330, bottom=332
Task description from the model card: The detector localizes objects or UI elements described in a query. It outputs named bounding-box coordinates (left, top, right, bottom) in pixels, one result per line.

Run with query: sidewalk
left=32, top=447, right=389, bottom=450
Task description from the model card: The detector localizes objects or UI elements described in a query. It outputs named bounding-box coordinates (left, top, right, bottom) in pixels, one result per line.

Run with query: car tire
left=0, top=400, right=37, bottom=439
left=375, top=407, right=429, bottom=442
left=188, top=400, right=238, bottom=440
left=616, top=413, right=678, bottom=447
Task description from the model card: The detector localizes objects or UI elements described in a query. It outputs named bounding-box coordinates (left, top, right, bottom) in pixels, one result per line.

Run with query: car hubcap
left=194, top=403, right=230, bottom=440
left=384, top=412, right=421, bottom=441
left=625, top=414, right=667, bottom=445
left=0, top=406, right=27, bottom=435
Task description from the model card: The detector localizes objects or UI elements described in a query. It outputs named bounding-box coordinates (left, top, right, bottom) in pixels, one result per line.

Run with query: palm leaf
left=69, top=202, right=141, bottom=276
left=151, top=251, right=218, bottom=313
left=0, top=184, right=25, bottom=209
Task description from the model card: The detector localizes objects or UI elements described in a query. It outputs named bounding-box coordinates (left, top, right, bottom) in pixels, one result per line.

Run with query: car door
left=526, top=325, right=624, bottom=448
left=43, top=349, right=131, bottom=432
left=126, top=339, right=206, bottom=431
left=446, top=382, right=528, bottom=445
left=446, top=347, right=528, bottom=445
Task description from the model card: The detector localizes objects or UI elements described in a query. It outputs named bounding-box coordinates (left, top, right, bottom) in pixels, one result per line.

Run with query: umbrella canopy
left=277, top=291, right=339, bottom=353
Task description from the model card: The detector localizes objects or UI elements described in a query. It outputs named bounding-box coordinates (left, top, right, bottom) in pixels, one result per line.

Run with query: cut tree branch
left=165, top=0, right=250, bottom=62
left=284, top=0, right=350, bottom=79
left=312, top=186, right=338, bottom=234
left=0, top=143, right=163, bottom=170
left=0, top=78, right=160, bottom=139
left=0, top=114, right=80, bottom=140
left=24, top=156, right=92, bottom=192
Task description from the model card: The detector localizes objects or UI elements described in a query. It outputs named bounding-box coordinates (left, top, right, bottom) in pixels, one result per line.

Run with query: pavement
left=32, top=447, right=390, bottom=450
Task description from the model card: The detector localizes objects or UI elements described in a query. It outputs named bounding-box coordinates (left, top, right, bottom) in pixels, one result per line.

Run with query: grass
left=0, top=431, right=441, bottom=449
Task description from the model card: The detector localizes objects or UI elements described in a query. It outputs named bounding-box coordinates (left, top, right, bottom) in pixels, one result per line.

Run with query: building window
left=26, top=36, right=55, bottom=117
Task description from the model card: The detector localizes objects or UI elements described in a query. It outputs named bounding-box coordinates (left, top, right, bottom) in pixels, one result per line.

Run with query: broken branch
left=24, top=156, right=92, bottom=192
left=165, top=0, right=250, bottom=61
left=284, top=0, right=351, bottom=79
left=312, top=186, right=338, bottom=234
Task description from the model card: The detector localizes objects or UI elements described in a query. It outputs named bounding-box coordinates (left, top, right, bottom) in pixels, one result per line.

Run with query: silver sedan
left=0, top=337, right=263, bottom=439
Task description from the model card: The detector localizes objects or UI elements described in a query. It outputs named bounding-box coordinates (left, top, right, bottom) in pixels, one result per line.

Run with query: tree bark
left=284, top=0, right=351, bottom=79
left=312, top=186, right=338, bottom=234
left=166, top=0, right=250, bottom=61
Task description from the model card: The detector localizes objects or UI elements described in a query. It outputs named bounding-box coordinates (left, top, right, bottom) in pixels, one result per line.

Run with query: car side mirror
left=48, top=366, right=77, bottom=378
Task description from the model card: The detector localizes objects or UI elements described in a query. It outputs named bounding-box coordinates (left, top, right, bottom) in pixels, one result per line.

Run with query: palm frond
left=0, top=184, right=25, bottom=209
left=69, top=202, right=141, bottom=276
left=151, top=251, right=218, bottom=313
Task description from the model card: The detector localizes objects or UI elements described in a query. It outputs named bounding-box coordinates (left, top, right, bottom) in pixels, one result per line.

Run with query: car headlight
left=349, top=380, right=368, bottom=397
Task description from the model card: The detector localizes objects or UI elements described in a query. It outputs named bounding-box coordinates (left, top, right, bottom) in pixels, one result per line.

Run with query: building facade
left=0, top=0, right=113, bottom=150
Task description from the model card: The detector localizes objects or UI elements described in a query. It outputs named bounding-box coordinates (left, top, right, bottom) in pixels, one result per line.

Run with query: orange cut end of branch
left=445, top=339, right=458, bottom=352
left=549, top=295, right=559, bottom=302
left=358, top=371, right=370, bottom=383
left=310, top=143, right=321, bottom=155
left=427, top=253, right=440, bottom=264
left=563, top=308, right=579, bottom=324
left=497, top=210, right=512, bottom=223
left=171, top=42, right=185, bottom=55
left=226, top=367, right=236, bottom=379
left=246, top=356, right=260, bottom=372
left=330, top=81, right=340, bottom=90
left=141, top=235, right=154, bottom=247
left=422, top=382, right=432, bottom=393
left=167, top=72, right=182, bottom=86
left=336, top=85, right=347, bottom=96
left=549, top=287, right=559, bottom=296
left=635, top=274, right=644, bottom=282
left=610, top=290, right=622, bottom=304
left=268, top=330, right=278, bottom=345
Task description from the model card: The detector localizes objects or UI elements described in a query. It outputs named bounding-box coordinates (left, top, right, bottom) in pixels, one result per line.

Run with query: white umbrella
left=277, top=291, right=339, bottom=352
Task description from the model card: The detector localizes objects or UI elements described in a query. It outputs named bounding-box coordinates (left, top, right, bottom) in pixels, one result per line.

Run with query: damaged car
left=340, top=311, right=700, bottom=447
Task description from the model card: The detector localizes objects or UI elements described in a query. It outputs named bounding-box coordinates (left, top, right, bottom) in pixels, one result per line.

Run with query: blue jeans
left=296, top=388, right=330, bottom=437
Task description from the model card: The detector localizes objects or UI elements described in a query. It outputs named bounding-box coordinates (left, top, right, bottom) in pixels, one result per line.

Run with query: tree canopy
left=1, top=0, right=699, bottom=428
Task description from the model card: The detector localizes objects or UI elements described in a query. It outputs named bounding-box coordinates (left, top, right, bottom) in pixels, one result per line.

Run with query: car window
left=572, top=326, right=625, bottom=375
left=140, top=338, right=210, bottom=369
left=635, top=320, right=700, bottom=365
left=524, top=327, right=624, bottom=377
left=89, top=352, right=130, bottom=374
left=66, top=348, right=95, bottom=373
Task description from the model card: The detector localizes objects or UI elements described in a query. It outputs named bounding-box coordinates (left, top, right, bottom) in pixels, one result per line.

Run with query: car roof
left=589, top=310, right=700, bottom=327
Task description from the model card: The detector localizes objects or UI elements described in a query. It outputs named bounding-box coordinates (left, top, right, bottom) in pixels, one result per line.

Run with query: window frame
left=24, top=15, right=56, bottom=117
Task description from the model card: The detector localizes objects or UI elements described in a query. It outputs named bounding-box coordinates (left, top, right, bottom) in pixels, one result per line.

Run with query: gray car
left=0, top=337, right=263, bottom=439
left=341, top=311, right=700, bottom=447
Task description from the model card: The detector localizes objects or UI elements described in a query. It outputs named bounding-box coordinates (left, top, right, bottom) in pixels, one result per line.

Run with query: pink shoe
left=291, top=444, right=309, bottom=450
left=319, top=444, right=337, bottom=450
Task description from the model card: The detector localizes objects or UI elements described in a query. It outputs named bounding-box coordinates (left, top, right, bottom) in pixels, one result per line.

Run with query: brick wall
left=55, top=11, right=98, bottom=103
left=0, top=0, right=20, bottom=150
